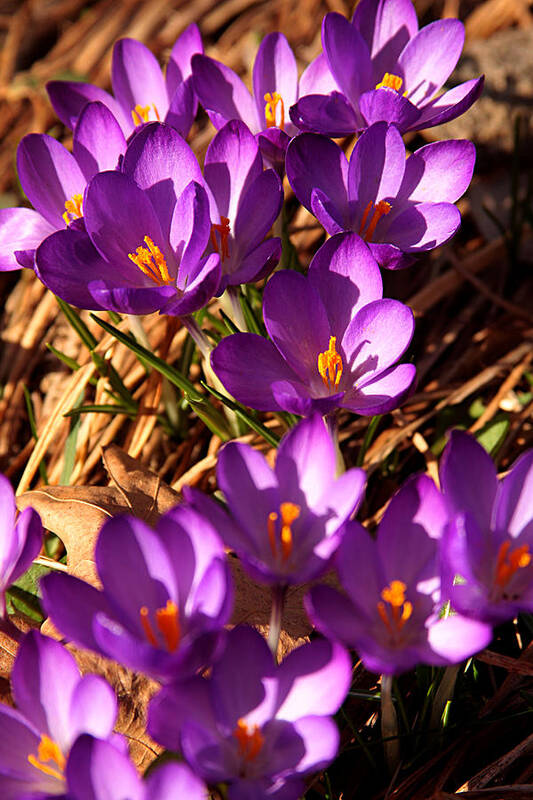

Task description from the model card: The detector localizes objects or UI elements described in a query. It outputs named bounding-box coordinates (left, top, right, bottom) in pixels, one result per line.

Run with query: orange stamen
left=62, top=193, right=84, bottom=227
left=318, top=336, right=343, bottom=391
left=268, top=511, right=278, bottom=557
left=358, top=200, right=391, bottom=242
left=28, top=735, right=66, bottom=782
left=375, top=72, right=404, bottom=92
left=377, top=580, right=413, bottom=635
left=131, top=103, right=160, bottom=126
left=210, top=216, right=231, bottom=262
left=264, top=91, right=285, bottom=130
left=234, top=718, right=265, bottom=761
left=140, top=605, right=158, bottom=647
left=495, top=541, right=531, bottom=588
left=267, top=503, right=300, bottom=561
left=155, top=599, right=181, bottom=652
left=128, top=235, right=171, bottom=285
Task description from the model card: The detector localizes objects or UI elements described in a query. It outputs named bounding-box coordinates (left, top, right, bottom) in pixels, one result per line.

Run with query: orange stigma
left=495, top=541, right=531, bottom=588
left=140, top=599, right=181, bottom=652
left=358, top=199, right=391, bottom=242
left=62, top=193, right=83, bottom=226
left=377, top=580, right=413, bottom=635
left=131, top=103, right=161, bottom=127
left=318, top=336, right=343, bottom=391
left=233, top=719, right=265, bottom=762
left=210, top=216, right=231, bottom=262
left=375, top=72, right=404, bottom=92
left=28, top=735, right=66, bottom=782
left=128, top=235, right=171, bottom=285
left=268, top=502, right=300, bottom=562
left=264, top=92, right=285, bottom=130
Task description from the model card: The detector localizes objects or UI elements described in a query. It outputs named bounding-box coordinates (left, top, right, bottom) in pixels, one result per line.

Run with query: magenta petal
left=368, top=242, right=416, bottom=270
left=69, top=674, right=117, bottom=742
left=223, top=237, right=281, bottom=289
left=67, top=735, right=143, bottom=800
left=192, top=54, right=260, bottom=132
left=211, top=333, right=296, bottom=412
left=46, top=79, right=129, bottom=132
left=73, top=101, right=126, bottom=180
left=359, top=89, right=421, bottom=131
left=289, top=91, right=359, bottom=137
left=399, top=19, right=464, bottom=106
left=0, top=208, right=55, bottom=271
left=252, top=33, right=298, bottom=129
left=165, top=76, right=196, bottom=137
left=386, top=202, right=461, bottom=251
left=343, top=363, right=416, bottom=415
left=275, top=414, right=335, bottom=507
left=112, top=38, right=168, bottom=120
left=233, top=168, right=283, bottom=255
left=291, top=716, right=340, bottom=774
left=342, top=298, right=414, bottom=377
left=322, top=13, right=372, bottom=108
left=353, top=0, right=418, bottom=83
left=3, top=507, right=42, bottom=588
left=494, top=450, right=533, bottom=538
left=427, top=614, right=492, bottom=663
left=146, top=762, right=207, bottom=800
left=348, top=122, right=406, bottom=214
left=40, top=573, right=112, bottom=652
left=306, top=584, right=361, bottom=646
left=299, top=53, right=339, bottom=96
left=170, top=181, right=211, bottom=281
left=166, top=22, right=203, bottom=93
left=272, top=382, right=340, bottom=418
left=310, top=188, right=347, bottom=235
left=412, top=77, right=484, bottom=129
left=400, top=139, right=475, bottom=204
left=286, top=134, right=349, bottom=225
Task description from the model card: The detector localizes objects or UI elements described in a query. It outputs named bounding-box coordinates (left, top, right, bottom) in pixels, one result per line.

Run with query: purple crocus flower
left=40, top=507, right=233, bottom=683
left=211, top=232, right=416, bottom=417
left=0, top=631, right=117, bottom=798
left=148, top=625, right=351, bottom=800
left=203, top=120, right=283, bottom=291
left=188, top=414, right=366, bottom=586
left=290, top=0, right=483, bottom=136
left=47, top=25, right=203, bottom=139
left=66, top=734, right=207, bottom=800
left=192, top=32, right=337, bottom=169
left=440, top=430, right=533, bottom=625
left=307, top=475, right=492, bottom=675
left=0, top=473, right=41, bottom=618
left=0, top=101, right=126, bottom=271
left=35, top=122, right=220, bottom=315
left=286, top=123, right=475, bottom=270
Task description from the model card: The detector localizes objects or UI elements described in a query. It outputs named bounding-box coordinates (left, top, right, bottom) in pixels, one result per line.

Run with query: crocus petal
left=73, top=101, right=126, bottom=181
left=368, top=242, right=416, bottom=270
left=342, top=298, right=414, bottom=378
left=440, top=512, right=490, bottom=611
left=211, top=333, right=297, bottom=411
left=399, top=139, right=475, bottom=204
left=40, top=573, right=113, bottom=653
left=272, top=382, right=341, bottom=418
left=314, top=467, right=367, bottom=537
left=343, top=363, right=416, bottom=415
left=359, top=89, right=421, bottom=132
left=163, top=253, right=220, bottom=316
left=385, top=202, right=461, bottom=251
left=494, top=450, right=533, bottom=538
left=427, top=614, right=492, bottom=663
left=306, top=584, right=361, bottom=646
left=308, top=232, right=383, bottom=334
left=0, top=208, right=54, bottom=271
left=170, top=181, right=211, bottom=281
left=69, top=674, right=117, bottom=743
left=66, top=735, right=143, bottom=800
left=256, top=128, right=290, bottom=174
left=286, top=134, right=349, bottom=226
left=0, top=706, right=61, bottom=796
left=233, top=168, right=283, bottom=256
left=88, top=283, right=176, bottom=315
left=252, top=33, right=298, bottom=129
left=46, top=80, right=129, bottom=133
left=352, top=0, right=418, bottom=84
left=192, top=54, right=261, bottom=132
left=310, top=188, right=347, bottom=235
left=223, top=237, right=281, bottom=289
left=112, top=38, right=168, bottom=121
left=399, top=19, right=464, bottom=106
left=290, top=716, right=340, bottom=774
left=289, top=92, right=359, bottom=137
left=440, top=430, right=498, bottom=533
left=347, top=121, right=406, bottom=217
left=166, top=22, right=203, bottom=94
left=146, top=762, right=207, bottom=800
left=275, top=414, right=335, bottom=507
left=298, top=53, right=339, bottom=96
left=148, top=678, right=217, bottom=752
left=2, top=507, right=42, bottom=587
left=17, top=134, right=86, bottom=228
left=322, top=13, right=372, bottom=108
left=165, top=76, right=196, bottom=137
left=411, top=77, right=484, bottom=130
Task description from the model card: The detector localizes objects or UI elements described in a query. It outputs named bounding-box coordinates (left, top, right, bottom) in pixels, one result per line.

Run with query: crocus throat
left=318, top=336, right=343, bottom=391
left=28, top=735, right=66, bottom=782
left=140, top=599, right=181, bottom=651
left=375, top=73, right=405, bottom=94
left=128, top=235, right=171, bottom=285
left=131, top=103, right=161, bottom=126
left=377, top=580, right=413, bottom=635
left=495, top=541, right=531, bottom=588
left=358, top=200, right=391, bottom=242
left=268, top=502, right=300, bottom=562
left=233, top=718, right=265, bottom=762
left=210, top=216, right=231, bottom=262
left=62, top=193, right=83, bottom=226
left=264, top=91, right=285, bottom=130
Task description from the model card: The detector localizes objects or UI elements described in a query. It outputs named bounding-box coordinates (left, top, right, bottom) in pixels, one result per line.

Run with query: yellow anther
left=495, top=541, right=531, bottom=588
left=267, top=503, right=300, bottom=562
left=140, top=600, right=180, bottom=652
left=28, top=735, right=66, bottom=782
left=377, top=580, right=413, bottom=635
left=264, top=91, right=285, bottom=130
left=131, top=103, right=161, bottom=127
left=210, top=216, right=231, bottom=262
left=318, top=336, right=343, bottom=391
left=375, top=72, right=404, bottom=92
left=358, top=199, right=391, bottom=242
left=128, top=235, right=171, bottom=285
left=234, top=719, right=265, bottom=762
left=62, top=193, right=84, bottom=227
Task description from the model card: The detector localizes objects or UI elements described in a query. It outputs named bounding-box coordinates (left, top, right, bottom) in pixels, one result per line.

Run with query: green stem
left=381, top=674, right=400, bottom=772
left=226, top=286, right=248, bottom=332
left=430, top=665, right=459, bottom=731
left=267, top=585, right=287, bottom=661
left=181, top=315, right=213, bottom=361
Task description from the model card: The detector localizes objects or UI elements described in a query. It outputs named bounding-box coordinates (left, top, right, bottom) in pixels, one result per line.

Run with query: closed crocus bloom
left=440, top=430, right=533, bottom=625
left=0, top=631, right=117, bottom=799
left=290, top=0, right=483, bottom=136
left=286, top=123, right=475, bottom=270
left=187, top=414, right=366, bottom=586
left=211, top=232, right=416, bottom=417
left=66, top=735, right=207, bottom=800
left=41, top=508, right=233, bottom=683
left=0, top=474, right=41, bottom=618
left=307, top=475, right=492, bottom=675
left=0, top=101, right=126, bottom=272
left=148, top=626, right=351, bottom=800
left=47, top=24, right=203, bottom=139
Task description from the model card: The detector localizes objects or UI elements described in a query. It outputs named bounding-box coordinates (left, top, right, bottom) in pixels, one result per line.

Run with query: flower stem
left=430, top=665, right=459, bottom=731
left=324, top=412, right=345, bottom=475
left=226, top=286, right=248, bottom=332
left=267, top=585, right=286, bottom=661
left=381, top=674, right=400, bottom=772
left=181, top=315, right=213, bottom=361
